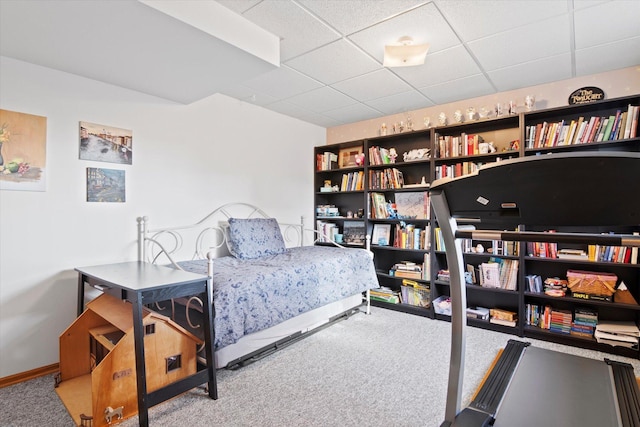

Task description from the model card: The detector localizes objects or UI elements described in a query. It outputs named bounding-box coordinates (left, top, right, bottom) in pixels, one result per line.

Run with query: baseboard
left=0, top=363, right=59, bottom=389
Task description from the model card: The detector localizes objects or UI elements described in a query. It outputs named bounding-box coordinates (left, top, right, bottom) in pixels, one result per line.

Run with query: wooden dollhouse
left=55, top=293, right=202, bottom=426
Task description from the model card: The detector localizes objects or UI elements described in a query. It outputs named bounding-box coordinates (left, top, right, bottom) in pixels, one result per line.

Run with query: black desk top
left=75, top=261, right=208, bottom=292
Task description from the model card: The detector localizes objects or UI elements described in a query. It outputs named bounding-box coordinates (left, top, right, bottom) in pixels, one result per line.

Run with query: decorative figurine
left=525, top=95, right=536, bottom=111
left=389, top=148, right=398, bottom=163
left=438, top=112, right=447, bottom=126
left=380, top=123, right=388, bottom=136
left=423, top=117, right=431, bottom=128
left=466, top=107, right=476, bottom=121
left=453, top=110, right=464, bottom=123
left=104, top=406, right=124, bottom=424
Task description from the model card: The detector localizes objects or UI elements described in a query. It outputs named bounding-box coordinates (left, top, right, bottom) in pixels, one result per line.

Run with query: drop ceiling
left=1, top=0, right=639, bottom=128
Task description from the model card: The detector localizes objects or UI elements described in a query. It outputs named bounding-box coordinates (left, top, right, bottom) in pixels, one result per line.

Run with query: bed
left=137, top=203, right=379, bottom=369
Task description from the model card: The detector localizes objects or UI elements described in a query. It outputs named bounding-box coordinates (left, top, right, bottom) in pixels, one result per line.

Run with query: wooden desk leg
left=202, top=281, right=217, bottom=399
left=77, top=274, right=85, bottom=317
left=132, top=295, right=149, bottom=427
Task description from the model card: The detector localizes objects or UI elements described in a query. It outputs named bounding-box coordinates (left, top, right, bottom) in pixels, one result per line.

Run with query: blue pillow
left=226, top=218, right=286, bottom=259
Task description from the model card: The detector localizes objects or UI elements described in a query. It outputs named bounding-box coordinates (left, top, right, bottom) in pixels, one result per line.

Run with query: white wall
left=0, top=56, right=326, bottom=378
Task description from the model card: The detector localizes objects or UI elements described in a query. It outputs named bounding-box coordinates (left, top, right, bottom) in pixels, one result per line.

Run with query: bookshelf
left=314, top=94, right=640, bottom=358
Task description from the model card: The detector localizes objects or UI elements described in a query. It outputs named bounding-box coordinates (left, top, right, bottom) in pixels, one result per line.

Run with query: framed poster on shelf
left=338, top=146, right=363, bottom=168
left=343, top=220, right=366, bottom=245
left=372, top=223, right=391, bottom=246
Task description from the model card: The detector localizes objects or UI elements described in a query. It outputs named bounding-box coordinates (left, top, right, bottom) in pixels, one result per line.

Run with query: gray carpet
left=1, top=307, right=639, bottom=427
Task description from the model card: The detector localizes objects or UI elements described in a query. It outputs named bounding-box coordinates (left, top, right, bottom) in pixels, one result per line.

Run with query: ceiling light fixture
left=383, top=36, right=430, bottom=68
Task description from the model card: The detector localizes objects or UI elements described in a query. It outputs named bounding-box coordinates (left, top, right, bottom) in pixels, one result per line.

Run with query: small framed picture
left=372, top=223, right=391, bottom=246
left=338, top=146, right=363, bottom=168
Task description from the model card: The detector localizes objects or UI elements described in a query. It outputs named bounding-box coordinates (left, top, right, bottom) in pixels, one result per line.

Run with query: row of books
left=525, top=304, right=640, bottom=348
left=315, top=220, right=338, bottom=243
left=368, top=146, right=397, bottom=165
left=392, top=223, right=429, bottom=250
left=369, top=192, right=390, bottom=219
left=434, top=161, right=481, bottom=180
left=316, top=151, right=338, bottom=171
left=525, top=104, right=639, bottom=149
left=477, top=258, right=519, bottom=291
left=368, top=168, right=404, bottom=190
left=461, top=237, right=519, bottom=257
left=589, top=238, right=639, bottom=264
left=527, top=234, right=639, bottom=264
left=339, top=171, right=364, bottom=192
left=435, top=134, right=485, bottom=158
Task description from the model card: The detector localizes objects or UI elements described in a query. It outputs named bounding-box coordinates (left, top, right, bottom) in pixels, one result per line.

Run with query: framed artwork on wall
left=79, top=121, right=132, bottom=165
left=86, top=168, right=125, bottom=202
left=0, top=109, right=47, bottom=192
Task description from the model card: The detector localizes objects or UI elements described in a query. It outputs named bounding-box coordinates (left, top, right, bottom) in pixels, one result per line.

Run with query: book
left=467, top=306, right=490, bottom=320
left=489, top=317, right=517, bottom=327
left=392, top=269, right=422, bottom=280
left=490, top=308, right=517, bottom=322
left=480, top=262, right=501, bottom=288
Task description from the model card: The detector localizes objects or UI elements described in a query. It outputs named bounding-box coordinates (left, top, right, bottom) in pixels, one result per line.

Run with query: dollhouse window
left=145, top=323, right=156, bottom=335
left=166, top=354, right=182, bottom=373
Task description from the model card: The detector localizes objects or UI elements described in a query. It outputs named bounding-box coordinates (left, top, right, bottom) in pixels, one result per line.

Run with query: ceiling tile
left=331, top=69, right=413, bottom=102
left=285, top=39, right=380, bottom=85
left=348, top=2, right=461, bottom=62
left=487, top=53, right=573, bottom=92
left=419, top=74, right=495, bottom=104
left=576, top=37, right=640, bottom=76
left=241, top=0, right=340, bottom=61
left=365, top=90, right=433, bottom=115
left=298, top=0, right=426, bottom=35
left=468, top=14, right=571, bottom=71
left=322, top=103, right=384, bottom=123
left=215, top=0, right=261, bottom=14
left=391, top=45, right=482, bottom=88
left=574, top=0, right=640, bottom=49
left=241, top=66, right=323, bottom=100
left=436, top=0, right=568, bottom=42
left=285, top=86, right=357, bottom=113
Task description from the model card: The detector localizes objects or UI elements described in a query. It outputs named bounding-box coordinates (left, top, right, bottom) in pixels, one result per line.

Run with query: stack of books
left=549, top=309, right=572, bottom=334
left=557, top=248, right=588, bottom=260
left=390, top=261, right=422, bottom=280
left=489, top=308, right=517, bottom=327
left=571, top=307, right=598, bottom=338
left=594, top=320, right=640, bottom=349
left=369, top=287, right=400, bottom=304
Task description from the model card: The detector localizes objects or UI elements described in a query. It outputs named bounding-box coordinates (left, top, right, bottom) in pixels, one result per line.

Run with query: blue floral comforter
left=178, top=246, right=378, bottom=350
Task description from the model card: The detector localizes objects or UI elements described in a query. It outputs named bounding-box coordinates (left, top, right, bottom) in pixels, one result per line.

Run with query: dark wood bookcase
left=314, top=94, right=640, bottom=358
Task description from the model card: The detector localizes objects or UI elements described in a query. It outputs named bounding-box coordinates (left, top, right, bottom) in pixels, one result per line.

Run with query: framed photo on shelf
left=338, top=146, right=363, bottom=168
left=343, top=220, right=366, bottom=245
left=371, top=223, right=391, bottom=246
